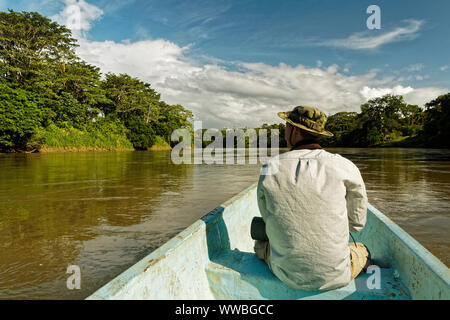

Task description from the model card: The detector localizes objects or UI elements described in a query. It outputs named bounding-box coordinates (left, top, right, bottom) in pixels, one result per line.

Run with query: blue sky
left=2, top=0, right=449, bottom=127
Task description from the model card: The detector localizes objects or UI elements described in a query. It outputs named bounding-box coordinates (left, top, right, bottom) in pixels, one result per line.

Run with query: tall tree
left=152, top=102, right=193, bottom=144
left=355, top=95, right=408, bottom=145
left=398, top=104, right=423, bottom=136
left=322, top=112, right=358, bottom=146
left=424, top=93, right=450, bottom=147
left=0, top=10, right=77, bottom=87
left=0, top=82, right=42, bottom=151
left=101, top=73, right=160, bottom=122
left=0, top=10, right=108, bottom=128
left=0, top=10, right=195, bottom=151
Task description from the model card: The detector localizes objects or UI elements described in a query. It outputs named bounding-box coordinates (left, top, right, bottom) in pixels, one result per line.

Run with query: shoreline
left=1, top=145, right=448, bottom=154
left=147, top=145, right=172, bottom=151
left=39, top=147, right=136, bottom=153
left=0, top=145, right=173, bottom=154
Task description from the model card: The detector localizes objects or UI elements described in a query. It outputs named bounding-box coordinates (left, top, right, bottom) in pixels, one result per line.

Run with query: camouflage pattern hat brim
left=278, top=106, right=334, bottom=137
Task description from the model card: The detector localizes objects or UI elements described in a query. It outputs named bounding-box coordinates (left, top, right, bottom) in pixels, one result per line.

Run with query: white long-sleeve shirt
left=257, top=148, right=368, bottom=290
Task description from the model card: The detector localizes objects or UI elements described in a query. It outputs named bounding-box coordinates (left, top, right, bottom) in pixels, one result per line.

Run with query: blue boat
left=87, top=184, right=450, bottom=300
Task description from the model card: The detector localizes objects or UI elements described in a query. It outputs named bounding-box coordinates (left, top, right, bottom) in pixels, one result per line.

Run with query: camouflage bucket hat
left=278, top=106, right=333, bottom=137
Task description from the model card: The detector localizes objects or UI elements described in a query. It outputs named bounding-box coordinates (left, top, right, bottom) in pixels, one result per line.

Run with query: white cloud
left=359, top=85, right=446, bottom=107
left=320, top=20, right=423, bottom=50
left=78, top=39, right=446, bottom=127
left=403, top=88, right=448, bottom=107
left=440, top=65, right=449, bottom=71
left=52, top=1, right=448, bottom=128
left=51, top=0, right=103, bottom=38
left=76, top=38, right=199, bottom=84
left=360, top=85, right=415, bottom=100
left=76, top=39, right=448, bottom=128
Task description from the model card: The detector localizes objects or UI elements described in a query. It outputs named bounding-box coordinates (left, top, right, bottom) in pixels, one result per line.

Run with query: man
left=254, top=106, right=371, bottom=291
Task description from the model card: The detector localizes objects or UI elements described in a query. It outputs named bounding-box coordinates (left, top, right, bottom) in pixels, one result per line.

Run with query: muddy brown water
left=0, top=148, right=448, bottom=299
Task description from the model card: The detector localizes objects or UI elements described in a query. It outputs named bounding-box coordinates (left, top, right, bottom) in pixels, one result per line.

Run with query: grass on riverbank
left=36, top=124, right=134, bottom=152
left=35, top=124, right=172, bottom=152
left=148, top=135, right=172, bottom=150
left=375, top=135, right=426, bottom=148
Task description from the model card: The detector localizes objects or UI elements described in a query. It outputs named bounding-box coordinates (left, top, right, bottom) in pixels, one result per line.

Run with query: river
left=0, top=148, right=449, bottom=299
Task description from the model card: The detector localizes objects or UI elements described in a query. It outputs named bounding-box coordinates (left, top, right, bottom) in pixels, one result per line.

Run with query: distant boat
left=87, top=184, right=450, bottom=300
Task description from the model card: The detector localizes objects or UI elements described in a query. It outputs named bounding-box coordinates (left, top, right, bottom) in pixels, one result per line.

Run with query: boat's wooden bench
left=205, top=249, right=410, bottom=300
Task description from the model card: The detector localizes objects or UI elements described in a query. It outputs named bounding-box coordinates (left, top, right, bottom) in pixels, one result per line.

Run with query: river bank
left=0, top=144, right=172, bottom=153
left=3, top=144, right=449, bottom=154
left=38, top=146, right=135, bottom=153
left=38, top=136, right=172, bottom=153
left=0, top=128, right=172, bottom=153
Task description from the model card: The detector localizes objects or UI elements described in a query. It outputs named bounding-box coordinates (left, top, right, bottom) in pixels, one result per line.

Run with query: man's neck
left=290, top=139, right=322, bottom=151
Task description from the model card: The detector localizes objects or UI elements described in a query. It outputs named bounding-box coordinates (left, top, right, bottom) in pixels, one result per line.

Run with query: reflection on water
left=332, top=148, right=450, bottom=270
left=0, top=148, right=448, bottom=299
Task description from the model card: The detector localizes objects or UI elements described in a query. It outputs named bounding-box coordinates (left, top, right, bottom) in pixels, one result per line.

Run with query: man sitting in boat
left=253, top=106, right=372, bottom=290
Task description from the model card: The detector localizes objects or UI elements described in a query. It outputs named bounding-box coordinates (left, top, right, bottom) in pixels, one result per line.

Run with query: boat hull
left=87, top=184, right=449, bottom=300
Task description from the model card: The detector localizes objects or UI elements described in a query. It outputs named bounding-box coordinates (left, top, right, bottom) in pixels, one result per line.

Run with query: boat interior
left=88, top=184, right=449, bottom=300
left=205, top=248, right=410, bottom=299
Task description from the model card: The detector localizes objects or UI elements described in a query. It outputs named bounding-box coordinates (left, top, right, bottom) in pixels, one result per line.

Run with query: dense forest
left=319, top=93, right=450, bottom=148
left=0, top=10, right=193, bottom=152
left=0, top=10, right=448, bottom=153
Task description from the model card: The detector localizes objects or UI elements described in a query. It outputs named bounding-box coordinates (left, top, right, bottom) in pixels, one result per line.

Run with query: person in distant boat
left=253, top=106, right=372, bottom=290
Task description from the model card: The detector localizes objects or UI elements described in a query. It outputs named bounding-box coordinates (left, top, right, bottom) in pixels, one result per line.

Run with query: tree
left=125, top=116, right=156, bottom=150
left=322, top=112, right=358, bottom=146
left=0, top=10, right=194, bottom=152
left=101, top=73, right=160, bottom=122
left=55, top=61, right=109, bottom=110
left=153, top=102, right=193, bottom=144
left=0, top=10, right=109, bottom=129
left=354, top=95, right=409, bottom=146
left=424, top=93, right=450, bottom=147
left=0, top=10, right=77, bottom=87
left=398, top=104, right=423, bottom=136
left=101, top=74, right=193, bottom=149
left=0, top=82, right=41, bottom=151
left=45, top=92, right=88, bottom=129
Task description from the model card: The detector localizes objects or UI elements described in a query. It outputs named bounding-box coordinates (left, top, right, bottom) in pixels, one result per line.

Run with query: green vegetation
left=149, top=135, right=172, bottom=150
left=249, top=94, right=449, bottom=149
left=0, top=10, right=192, bottom=152
left=317, top=94, right=449, bottom=148
left=35, top=122, right=133, bottom=152
left=0, top=83, right=42, bottom=150
left=422, top=93, right=450, bottom=147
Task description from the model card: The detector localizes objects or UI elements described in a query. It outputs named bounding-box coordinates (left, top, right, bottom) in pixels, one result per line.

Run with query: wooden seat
left=206, top=249, right=410, bottom=300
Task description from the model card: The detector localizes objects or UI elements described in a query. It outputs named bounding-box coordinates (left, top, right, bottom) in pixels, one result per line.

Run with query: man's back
left=257, top=149, right=367, bottom=290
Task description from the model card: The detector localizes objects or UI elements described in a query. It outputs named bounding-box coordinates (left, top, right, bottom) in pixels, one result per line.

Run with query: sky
left=2, top=0, right=450, bottom=128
